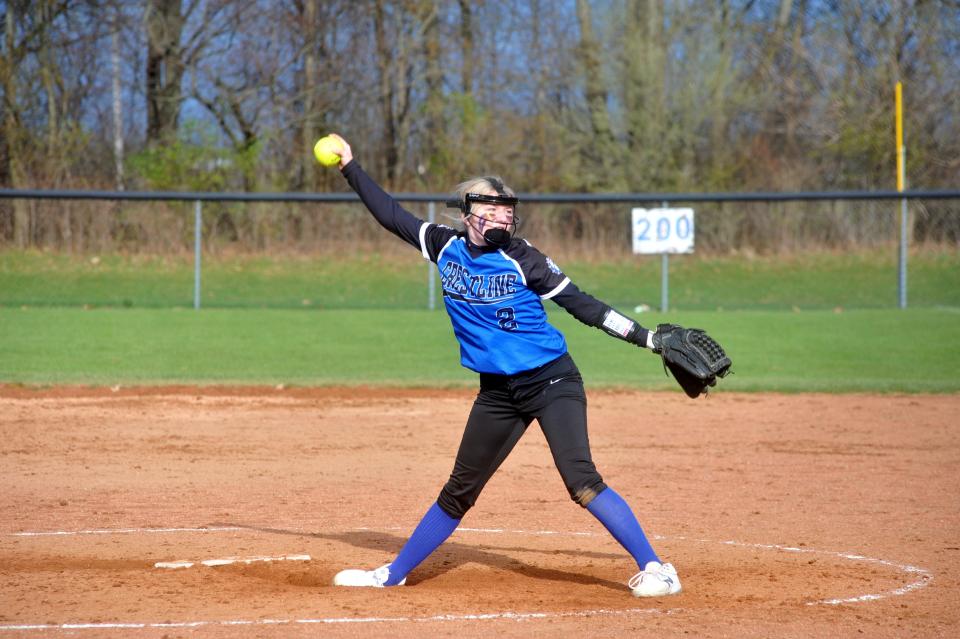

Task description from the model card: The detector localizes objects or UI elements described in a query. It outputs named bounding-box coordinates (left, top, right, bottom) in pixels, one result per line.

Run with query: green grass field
left=2, top=248, right=958, bottom=310
left=1, top=307, right=957, bottom=392
left=2, top=248, right=958, bottom=392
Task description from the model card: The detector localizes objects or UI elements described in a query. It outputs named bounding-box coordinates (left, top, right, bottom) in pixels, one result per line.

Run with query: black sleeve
left=508, top=240, right=572, bottom=298
left=551, top=281, right=651, bottom=348
left=420, top=224, right=461, bottom=263
left=341, top=160, right=424, bottom=251
left=509, top=240, right=651, bottom=348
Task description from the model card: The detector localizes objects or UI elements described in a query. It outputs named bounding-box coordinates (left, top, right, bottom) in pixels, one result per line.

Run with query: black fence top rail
left=1, top=188, right=958, bottom=204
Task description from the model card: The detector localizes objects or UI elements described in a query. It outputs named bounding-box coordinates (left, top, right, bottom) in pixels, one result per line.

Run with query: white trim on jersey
left=498, top=249, right=528, bottom=287
left=436, top=235, right=459, bottom=264
left=418, top=222, right=431, bottom=260
left=540, top=277, right=571, bottom=300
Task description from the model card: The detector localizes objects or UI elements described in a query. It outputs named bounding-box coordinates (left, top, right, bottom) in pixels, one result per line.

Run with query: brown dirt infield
left=1, top=386, right=958, bottom=638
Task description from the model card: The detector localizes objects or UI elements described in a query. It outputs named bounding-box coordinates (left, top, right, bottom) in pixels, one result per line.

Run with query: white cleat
left=332, top=563, right=406, bottom=588
left=629, top=561, right=682, bottom=597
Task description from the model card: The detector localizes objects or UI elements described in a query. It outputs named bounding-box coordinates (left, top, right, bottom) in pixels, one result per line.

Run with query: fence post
left=427, top=201, right=437, bottom=310
left=899, top=198, right=908, bottom=309
left=661, top=200, right=669, bottom=313
left=194, top=200, right=202, bottom=310
left=896, top=82, right=908, bottom=309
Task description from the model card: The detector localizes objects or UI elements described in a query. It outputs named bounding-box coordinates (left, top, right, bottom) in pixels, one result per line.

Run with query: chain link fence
left=1, top=188, right=957, bottom=310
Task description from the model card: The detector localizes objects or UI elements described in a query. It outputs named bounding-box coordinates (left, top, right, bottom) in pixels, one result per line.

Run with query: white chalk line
left=154, top=554, right=311, bottom=569
left=701, top=541, right=934, bottom=606
left=359, top=525, right=933, bottom=606
left=0, top=524, right=933, bottom=632
left=7, top=526, right=242, bottom=537
left=0, top=607, right=670, bottom=632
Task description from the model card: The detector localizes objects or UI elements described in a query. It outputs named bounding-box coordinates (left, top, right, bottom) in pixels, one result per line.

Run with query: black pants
left=437, top=353, right=607, bottom=520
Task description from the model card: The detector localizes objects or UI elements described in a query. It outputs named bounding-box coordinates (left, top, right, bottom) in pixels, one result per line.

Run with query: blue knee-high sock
left=586, top=487, right=660, bottom=570
left=385, top=501, right=460, bottom=585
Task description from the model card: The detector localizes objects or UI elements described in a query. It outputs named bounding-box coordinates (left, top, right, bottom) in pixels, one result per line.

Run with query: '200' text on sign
left=631, top=208, right=695, bottom=254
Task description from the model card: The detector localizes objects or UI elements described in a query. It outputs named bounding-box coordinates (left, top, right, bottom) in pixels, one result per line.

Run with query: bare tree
left=2, top=0, right=959, bottom=252
left=420, top=0, right=442, bottom=180
left=574, top=0, right=617, bottom=189
left=1, top=0, right=77, bottom=246
left=0, top=2, right=30, bottom=244
left=144, top=0, right=185, bottom=145
left=111, top=3, right=124, bottom=190
left=621, top=0, right=666, bottom=190
left=301, top=0, right=319, bottom=191
left=372, top=0, right=431, bottom=185
left=456, top=0, right=475, bottom=96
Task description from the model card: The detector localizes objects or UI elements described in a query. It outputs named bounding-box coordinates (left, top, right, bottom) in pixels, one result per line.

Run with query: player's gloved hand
left=651, top=324, right=732, bottom=398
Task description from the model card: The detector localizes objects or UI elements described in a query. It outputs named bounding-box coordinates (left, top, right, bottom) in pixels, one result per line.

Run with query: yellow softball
left=313, top=136, right=343, bottom=167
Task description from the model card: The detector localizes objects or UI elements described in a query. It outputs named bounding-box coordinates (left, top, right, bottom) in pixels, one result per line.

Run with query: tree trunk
left=145, top=0, right=185, bottom=146
left=457, top=0, right=473, bottom=96
left=112, top=12, right=124, bottom=190
left=710, top=0, right=731, bottom=153
left=302, top=0, right=317, bottom=191
left=575, top=0, right=616, bottom=188
left=374, top=0, right=398, bottom=183
left=421, top=0, right=441, bottom=180
left=38, top=2, right=59, bottom=162
left=621, top=0, right=676, bottom=189
left=530, top=0, right=549, bottom=186
left=3, top=4, right=30, bottom=246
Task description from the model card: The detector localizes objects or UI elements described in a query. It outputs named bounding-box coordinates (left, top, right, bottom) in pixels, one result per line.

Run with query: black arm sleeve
left=551, top=281, right=651, bottom=348
left=341, top=160, right=423, bottom=250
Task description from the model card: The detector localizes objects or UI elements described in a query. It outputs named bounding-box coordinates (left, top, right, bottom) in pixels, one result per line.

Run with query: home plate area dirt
left=1, top=386, right=957, bottom=638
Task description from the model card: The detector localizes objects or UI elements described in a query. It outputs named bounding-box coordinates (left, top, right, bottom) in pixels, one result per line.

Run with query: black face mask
left=482, top=227, right=512, bottom=249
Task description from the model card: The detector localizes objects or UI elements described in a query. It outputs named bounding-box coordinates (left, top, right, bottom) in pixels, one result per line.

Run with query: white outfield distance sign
left=631, top=208, right=695, bottom=254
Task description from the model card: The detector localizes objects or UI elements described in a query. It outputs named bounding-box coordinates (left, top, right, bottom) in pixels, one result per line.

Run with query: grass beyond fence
left=1, top=247, right=958, bottom=311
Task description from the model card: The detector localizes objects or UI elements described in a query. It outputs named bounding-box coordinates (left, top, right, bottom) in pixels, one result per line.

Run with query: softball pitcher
left=327, top=134, right=681, bottom=597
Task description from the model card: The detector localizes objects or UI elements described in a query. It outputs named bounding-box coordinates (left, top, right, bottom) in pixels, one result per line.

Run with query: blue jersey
left=421, top=228, right=571, bottom=374
left=341, top=161, right=647, bottom=376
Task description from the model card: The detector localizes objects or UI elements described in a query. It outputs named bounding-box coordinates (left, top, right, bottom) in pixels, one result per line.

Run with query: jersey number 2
left=496, top=307, right=518, bottom=331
